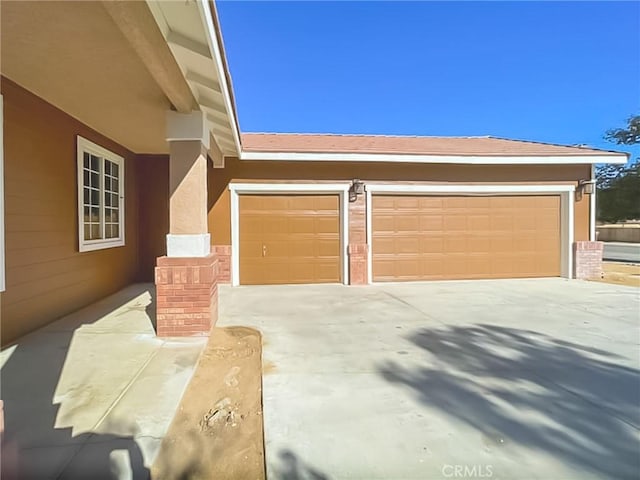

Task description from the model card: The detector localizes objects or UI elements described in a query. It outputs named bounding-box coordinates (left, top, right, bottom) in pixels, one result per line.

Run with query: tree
left=596, top=116, right=640, bottom=223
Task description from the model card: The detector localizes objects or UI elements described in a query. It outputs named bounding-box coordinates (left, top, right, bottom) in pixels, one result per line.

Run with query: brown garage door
left=239, top=194, right=340, bottom=285
left=372, top=195, right=561, bottom=281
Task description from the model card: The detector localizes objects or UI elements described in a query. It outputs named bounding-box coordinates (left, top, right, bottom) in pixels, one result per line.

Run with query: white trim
left=240, top=151, right=627, bottom=165
left=365, top=184, right=575, bottom=194
left=366, top=188, right=373, bottom=285
left=77, top=136, right=126, bottom=252
left=197, top=0, right=242, bottom=156
left=0, top=95, right=5, bottom=292
left=590, top=165, right=596, bottom=241
left=166, top=110, right=210, bottom=148
left=365, top=183, right=575, bottom=282
left=228, top=182, right=351, bottom=286
left=167, top=233, right=211, bottom=257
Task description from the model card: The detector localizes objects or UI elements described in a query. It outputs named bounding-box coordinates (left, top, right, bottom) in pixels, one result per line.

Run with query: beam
left=186, top=70, right=221, bottom=93
left=199, top=95, right=227, bottom=115
left=167, top=31, right=212, bottom=59
left=101, top=0, right=197, bottom=114
left=210, top=125, right=234, bottom=141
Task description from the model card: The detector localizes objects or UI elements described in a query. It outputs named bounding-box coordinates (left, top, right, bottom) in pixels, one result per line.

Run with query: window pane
left=83, top=188, right=90, bottom=204
left=83, top=170, right=90, bottom=187
left=105, top=161, right=111, bottom=175
left=105, top=192, right=111, bottom=207
left=112, top=163, right=119, bottom=177
left=90, top=155, right=100, bottom=171
left=91, top=189, right=99, bottom=205
left=105, top=224, right=112, bottom=239
left=112, top=210, right=119, bottom=222
left=91, top=224, right=101, bottom=239
left=112, top=224, right=119, bottom=238
left=84, top=224, right=91, bottom=240
left=91, top=207, right=100, bottom=222
left=91, top=172, right=99, bottom=188
left=105, top=177, right=111, bottom=192
left=84, top=206, right=90, bottom=222
left=112, top=179, right=119, bottom=193
left=83, top=152, right=90, bottom=169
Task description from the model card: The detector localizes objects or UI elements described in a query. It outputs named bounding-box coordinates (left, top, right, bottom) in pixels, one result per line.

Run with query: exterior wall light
left=579, top=179, right=596, bottom=195
left=349, top=179, right=365, bottom=202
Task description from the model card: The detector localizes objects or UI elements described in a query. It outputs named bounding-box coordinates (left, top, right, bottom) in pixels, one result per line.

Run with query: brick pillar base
left=348, top=244, right=369, bottom=285
left=212, top=245, right=231, bottom=283
left=155, top=253, right=218, bottom=336
left=574, top=241, right=604, bottom=280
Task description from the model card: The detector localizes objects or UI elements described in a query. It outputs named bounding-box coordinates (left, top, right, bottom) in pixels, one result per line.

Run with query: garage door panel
left=419, top=215, right=444, bottom=230
left=239, top=194, right=340, bottom=285
left=419, top=196, right=445, bottom=209
left=443, top=238, right=467, bottom=253
left=316, top=217, right=340, bottom=234
left=372, top=215, right=395, bottom=233
left=444, top=216, right=468, bottom=231
left=373, top=194, right=561, bottom=281
left=395, top=216, right=420, bottom=233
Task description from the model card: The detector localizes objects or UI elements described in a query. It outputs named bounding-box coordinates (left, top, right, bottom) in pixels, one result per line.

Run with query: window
left=77, top=136, right=125, bottom=252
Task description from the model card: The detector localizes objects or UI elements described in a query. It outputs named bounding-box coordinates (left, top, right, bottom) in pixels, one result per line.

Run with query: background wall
left=1, top=79, right=140, bottom=345
left=207, top=157, right=593, bottom=246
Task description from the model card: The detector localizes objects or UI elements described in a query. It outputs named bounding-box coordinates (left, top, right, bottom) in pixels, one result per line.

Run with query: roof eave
left=239, top=151, right=629, bottom=165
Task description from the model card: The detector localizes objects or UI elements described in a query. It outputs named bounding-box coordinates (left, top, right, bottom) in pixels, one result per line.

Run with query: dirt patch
left=590, top=262, right=640, bottom=288
left=152, top=327, right=264, bottom=480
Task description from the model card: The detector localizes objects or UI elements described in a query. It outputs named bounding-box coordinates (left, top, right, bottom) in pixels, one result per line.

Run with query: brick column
left=212, top=245, right=231, bottom=283
left=348, top=244, right=369, bottom=285
left=574, top=241, right=604, bottom=280
left=348, top=190, right=369, bottom=284
left=155, top=255, right=218, bottom=336
left=155, top=111, right=218, bottom=336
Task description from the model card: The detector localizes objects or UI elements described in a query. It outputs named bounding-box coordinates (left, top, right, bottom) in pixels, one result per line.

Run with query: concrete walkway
left=0, top=284, right=206, bottom=479
left=219, top=278, right=640, bottom=480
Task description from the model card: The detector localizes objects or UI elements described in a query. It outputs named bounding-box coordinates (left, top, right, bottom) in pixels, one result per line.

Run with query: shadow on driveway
left=379, top=324, right=640, bottom=479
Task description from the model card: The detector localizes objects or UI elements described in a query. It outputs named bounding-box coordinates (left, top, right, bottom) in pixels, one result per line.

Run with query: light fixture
left=579, top=179, right=596, bottom=195
left=349, top=179, right=365, bottom=202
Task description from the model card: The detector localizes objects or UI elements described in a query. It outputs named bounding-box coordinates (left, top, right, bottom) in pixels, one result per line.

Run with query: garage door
left=372, top=195, right=561, bottom=281
left=239, top=194, right=340, bottom=285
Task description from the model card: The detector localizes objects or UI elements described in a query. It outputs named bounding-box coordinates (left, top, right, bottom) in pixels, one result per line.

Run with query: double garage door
left=372, top=195, right=561, bottom=281
left=237, top=193, right=561, bottom=285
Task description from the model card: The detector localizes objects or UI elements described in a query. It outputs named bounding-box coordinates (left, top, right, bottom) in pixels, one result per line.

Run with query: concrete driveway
left=219, top=279, right=640, bottom=480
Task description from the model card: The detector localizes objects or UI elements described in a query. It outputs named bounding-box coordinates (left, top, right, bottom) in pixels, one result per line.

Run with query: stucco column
left=155, top=111, right=218, bottom=337
left=165, top=110, right=210, bottom=257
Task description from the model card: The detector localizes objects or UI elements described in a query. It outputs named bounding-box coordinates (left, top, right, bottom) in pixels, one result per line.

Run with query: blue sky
left=216, top=1, right=640, bottom=158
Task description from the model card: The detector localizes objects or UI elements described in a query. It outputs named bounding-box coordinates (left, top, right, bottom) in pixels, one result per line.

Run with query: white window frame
left=76, top=136, right=125, bottom=252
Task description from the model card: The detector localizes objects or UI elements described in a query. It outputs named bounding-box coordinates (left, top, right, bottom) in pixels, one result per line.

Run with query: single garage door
left=239, top=194, right=341, bottom=285
left=372, top=195, right=561, bottom=281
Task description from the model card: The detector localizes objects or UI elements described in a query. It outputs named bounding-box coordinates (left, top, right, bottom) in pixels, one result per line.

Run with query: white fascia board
left=365, top=184, right=575, bottom=194
left=229, top=182, right=351, bottom=193
left=239, top=151, right=627, bottom=165
left=196, top=0, right=242, bottom=157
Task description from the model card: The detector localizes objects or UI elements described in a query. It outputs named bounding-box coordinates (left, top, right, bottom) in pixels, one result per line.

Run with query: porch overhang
left=146, top=0, right=242, bottom=159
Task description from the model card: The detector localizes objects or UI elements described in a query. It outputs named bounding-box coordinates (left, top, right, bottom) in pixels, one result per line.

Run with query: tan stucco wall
left=207, top=157, right=592, bottom=246
left=1, top=78, right=140, bottom=345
